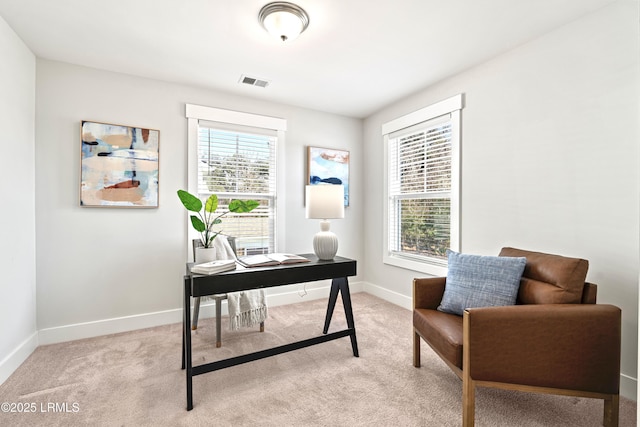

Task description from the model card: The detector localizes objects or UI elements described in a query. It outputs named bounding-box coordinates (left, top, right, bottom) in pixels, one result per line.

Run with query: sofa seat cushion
left=414, top=308, right=463, bottom=369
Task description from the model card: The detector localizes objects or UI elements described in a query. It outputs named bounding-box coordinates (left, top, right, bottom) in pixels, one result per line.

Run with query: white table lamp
left=305, top=185, right=345, bottom=260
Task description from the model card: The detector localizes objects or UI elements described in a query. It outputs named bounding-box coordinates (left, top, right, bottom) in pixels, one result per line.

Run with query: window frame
left=185, top=104, right=287, bottom=258
left=382, top=94, right=463, bottom=276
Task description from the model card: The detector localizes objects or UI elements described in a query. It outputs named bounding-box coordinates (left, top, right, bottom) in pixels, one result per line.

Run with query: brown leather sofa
left=413, top=247, right=621, bottom=427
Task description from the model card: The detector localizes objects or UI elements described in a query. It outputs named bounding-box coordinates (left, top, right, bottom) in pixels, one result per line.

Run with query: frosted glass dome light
left=259, top=2, right=310, bottom=42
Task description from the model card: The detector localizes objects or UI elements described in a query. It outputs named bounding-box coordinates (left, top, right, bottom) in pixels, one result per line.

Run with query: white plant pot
left=195, top=247, right=217, bottom=264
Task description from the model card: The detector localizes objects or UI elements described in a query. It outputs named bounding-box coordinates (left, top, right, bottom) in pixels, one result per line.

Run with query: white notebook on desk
left=190, top=259, right=236, bottom=275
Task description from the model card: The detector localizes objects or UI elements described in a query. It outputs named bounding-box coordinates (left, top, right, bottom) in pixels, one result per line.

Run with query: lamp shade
left=305, top=185, right=344, bottom=219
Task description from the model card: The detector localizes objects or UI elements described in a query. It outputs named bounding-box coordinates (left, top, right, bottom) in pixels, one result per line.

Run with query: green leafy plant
left=177, top=189, right=259, bottom=248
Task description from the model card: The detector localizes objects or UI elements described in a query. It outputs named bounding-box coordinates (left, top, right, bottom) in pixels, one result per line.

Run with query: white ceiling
left=0, top=0, right=618, bottom=118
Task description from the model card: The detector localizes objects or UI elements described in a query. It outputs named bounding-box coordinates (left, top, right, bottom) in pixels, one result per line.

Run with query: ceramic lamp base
left=313, top=220, right=338, bottom=260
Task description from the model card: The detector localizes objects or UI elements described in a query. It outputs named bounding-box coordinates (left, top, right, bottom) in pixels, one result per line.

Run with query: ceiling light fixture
left=259, top=2, right=309, bottom=42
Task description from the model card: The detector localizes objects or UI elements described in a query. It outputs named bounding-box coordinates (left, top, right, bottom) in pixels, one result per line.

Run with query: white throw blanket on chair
left=227, top=290, right=268, bottom=331
left=211, top=236, right=268, bottom=331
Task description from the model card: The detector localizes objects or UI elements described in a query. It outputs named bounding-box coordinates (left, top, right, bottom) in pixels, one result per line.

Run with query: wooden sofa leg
left=413, top=330, right=421, bottom=367
left=462, top=374, right=475, bottom=427
left=603, top=394, right=619, bottom=427
left=462, top=311, right=474, bottom=427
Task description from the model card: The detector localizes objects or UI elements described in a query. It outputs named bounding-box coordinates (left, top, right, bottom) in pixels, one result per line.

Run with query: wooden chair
left=413, top=247, right=621, bottom=427
left=191, top=237, right=264, bottom=347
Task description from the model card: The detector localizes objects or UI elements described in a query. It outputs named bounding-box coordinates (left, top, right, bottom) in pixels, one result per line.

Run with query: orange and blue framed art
left=80, top=121, right=159, bottom=207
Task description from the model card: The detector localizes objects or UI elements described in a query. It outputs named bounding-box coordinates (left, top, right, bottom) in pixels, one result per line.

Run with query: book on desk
left=190, top=259, right=237, bottom=275
left=237, top=253, right=310, bottom=268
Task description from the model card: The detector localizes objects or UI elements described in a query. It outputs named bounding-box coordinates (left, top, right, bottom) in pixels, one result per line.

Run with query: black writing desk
left=182, top=254, right=358, bottom=410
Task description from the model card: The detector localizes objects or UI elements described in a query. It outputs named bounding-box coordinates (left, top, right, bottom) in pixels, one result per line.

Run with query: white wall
left=5, top=0, right=638, bottom=402
left=0, top=16, right=37, bottom=383
left=35, top=59, right=363, bottom=340
left=363, top=0, right=639, bottom=399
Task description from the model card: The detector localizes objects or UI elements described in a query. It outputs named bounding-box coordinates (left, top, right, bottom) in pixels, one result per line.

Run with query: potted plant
left=177, top=189, right=259, bottom=262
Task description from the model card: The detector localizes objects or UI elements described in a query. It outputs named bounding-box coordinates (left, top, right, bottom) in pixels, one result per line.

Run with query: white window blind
left=382, top=94, right=462, bottom=275
left=388, top=117, right=452, bottom=265
left=197, top=122, right=277, bottom=255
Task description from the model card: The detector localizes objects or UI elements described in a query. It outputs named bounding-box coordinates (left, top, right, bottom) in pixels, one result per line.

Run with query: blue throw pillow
left=437, top=250, right=527, bottom=315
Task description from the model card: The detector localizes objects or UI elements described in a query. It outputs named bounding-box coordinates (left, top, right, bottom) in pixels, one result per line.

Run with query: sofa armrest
left=413, top=277, right=446, bottom=310
left=464, top=304, right=621, bottom=394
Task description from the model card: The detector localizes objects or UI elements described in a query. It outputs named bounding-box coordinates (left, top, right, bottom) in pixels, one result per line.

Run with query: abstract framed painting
left=307, top=146, right=350, bottom=206
left=80, top=121, right=159, bottom=207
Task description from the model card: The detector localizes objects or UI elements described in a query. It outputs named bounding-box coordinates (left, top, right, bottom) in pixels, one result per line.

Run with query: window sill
left=383, top=254, right=448, bottom=277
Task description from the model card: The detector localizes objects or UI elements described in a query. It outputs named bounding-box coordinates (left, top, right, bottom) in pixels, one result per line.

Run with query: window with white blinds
left=383, top=94, right=462, bottom=275
left=197, top=123, right=277, bottom=255
left=388, top=118, right=452, bottom=264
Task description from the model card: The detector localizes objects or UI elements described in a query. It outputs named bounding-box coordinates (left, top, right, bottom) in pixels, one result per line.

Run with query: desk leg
left=181, top=314, right=185, bottom=369
left=323, top=278, right=341, bottom=334
left=215, top=298, right=222, bottom=348
left=181, top=288, right=185, bottom=370
left=183, top=277, right=194, bottom=410
left=339, top=278, right=359, bottom=357
left=323, top=277, right=359, bottom=358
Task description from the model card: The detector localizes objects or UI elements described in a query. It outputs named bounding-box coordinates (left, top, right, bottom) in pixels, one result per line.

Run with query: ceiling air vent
left=239, top=75, right=270, bottom=88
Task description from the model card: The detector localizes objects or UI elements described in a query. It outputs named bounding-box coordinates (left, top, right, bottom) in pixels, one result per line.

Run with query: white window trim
left=382, top=94, right=463, bottom=276
left=185, top=104, right=287, bottom=254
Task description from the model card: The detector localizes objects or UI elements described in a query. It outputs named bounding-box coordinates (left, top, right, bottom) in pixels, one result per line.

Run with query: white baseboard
left=361, top=281, right=412, bottom=310
left=620, top=373, right=637, bottom=401
left=0, top=332, right=38, bottom=385
left=38, top=308, right=182, bottom=345
left=16, top=280, right=640, bottom=401
left=38, top=281, right=365, bottom=345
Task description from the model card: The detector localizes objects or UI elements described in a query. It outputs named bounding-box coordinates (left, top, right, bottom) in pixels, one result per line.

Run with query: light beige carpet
left=0, top=293, right=635, bottom=426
